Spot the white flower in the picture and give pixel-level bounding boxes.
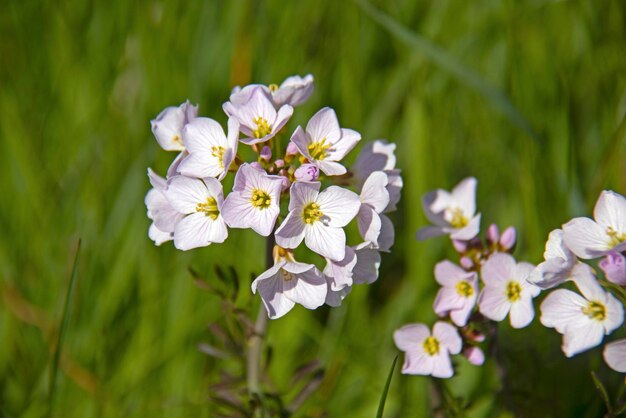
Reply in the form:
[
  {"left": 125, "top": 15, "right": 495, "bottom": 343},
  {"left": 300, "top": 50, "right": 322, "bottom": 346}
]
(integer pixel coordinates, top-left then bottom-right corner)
[
  {"left": 357, "top": 171, "right": 393, "bottom": 250},
  {"left": 270, "top": 74, "right": 314, "bottom": 107},
  {"left": 393, "top": 322, "right": 462, "bottom": 378},
  {"left": 323, "top": 246, "right": 357, "bottom": 291},
  {"left": 540, "top": 270, "right": 624, "bottom": 357},
  {"left": 603, "top": 339, "right": 626, "bottom": 373},
  {"left": 478, "top": 253, "right": 541, "bottom": 328},
  {"left": 352, "top": 140, "right": 397, "bottom": 185},
  {"left": 290, "top": 107, "right": 361, "bottom": 176},
  {"left": 145, "top": 168, "right": 183, "bottom": 245},
  {"left": 177, "top": 117, "right": 239, "bottom": 180},
  {"left": 252, "top": 247, "right": 326, "bottom": 319},
  {"left": 433, "top": 260, "right": 478, "bottom": 327},
  {"left": 275, "top": 181, "right": 360, "bottom": 261},
  {"left": 221, "top": 163, "right": 283, "bottom": 237},
  {"left": 351, "top": 242, "right": 381, "bottom": 285},
  {"left": 164, "top": 176, "right": 228, "bottom": 251},
  {"left": 416, "top": 177, "right": 481, "bottom": 241},
  {"left": 528, "top": 229, "right": 579, "bottom": 289},
  {"left": 562, "top": 190, "right": 626, "bottom": 259},
  {"left": 151, "top": 100, "right": 198, "bottom": 151},
  {"left": 223, "top": 87, "right": 293, "bottom": 145}
]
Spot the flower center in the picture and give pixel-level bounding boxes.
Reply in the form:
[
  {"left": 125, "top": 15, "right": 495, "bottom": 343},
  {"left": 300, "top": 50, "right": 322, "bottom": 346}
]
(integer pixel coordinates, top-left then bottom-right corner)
[
  {"left": 268, "top": 83, "right": 279, "bottom": 92},
  {"left": 252, "top": 116, "right": 272, "bottom": 139},
  {"left": 172, "top": 134, "right": 183, "bottom": 146},
  {"left": 455, "top": 280, "right": 474, "bottom": 297},
  {"left": 505, "top": 281, "right": 522, "bottom": 302},
  {"left": 422, "top": 336, "right": 440, "bottom": 356},
  {"left": 302, "top": 202, "right": 324, "bottom": 224},
  {"left": 196, "top": 197, "right": 219, "bottom": 219},
  {"left": 211, "top": 145, "right": 225, "bottom": 168},
  {"left": 447, "top": 207, "right": 469, "bottom": 228},
  {"left": 280, "top": 269, "right": 294, "bottom": 281},
  {"left": 582, "top": 301, "right": 607, "bottom": 321},
  {"left": 606, "top": 227, "right": 626, "bottom": 248},
  {"left": 308, "top": 138, "right": 331, "bottom": 160},
  {"left": 250, "top": 189, "right": 272, "bottom": 209}
]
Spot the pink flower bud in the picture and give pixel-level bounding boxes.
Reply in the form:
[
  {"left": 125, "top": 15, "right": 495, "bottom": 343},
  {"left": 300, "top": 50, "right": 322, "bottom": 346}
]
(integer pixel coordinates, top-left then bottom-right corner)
[
  {"left": 278, "top": 169, "right": 291, "bottom": 191},
  {"left": 463, "top": 346, "right": 485, "bottom": 366},
  {"left": 260, "top": 146, "right": 272, "bottom": 161},
  {"left": 286, "top": 141, "right": 299, "bottom": 156},
  {"left": 499, "top": 227, "right": 516, "bottom": 251},
  {"left": 486, "top": 224, "right": 499, "bottom": 245},
  {"left": 599, "top": 253, "right": 626, "bottom": 286},
  {"left": 452, "top": 240, "right": 468, "bottom": 253},
  {"left": 294, "top": 163, "right": 320, "bottom": 182},
  {"left": 460, "top": 256, "right": 474, "bottom": 270},
  {"left": 274, "top": 159, "right": 285, "bottom": 168}
]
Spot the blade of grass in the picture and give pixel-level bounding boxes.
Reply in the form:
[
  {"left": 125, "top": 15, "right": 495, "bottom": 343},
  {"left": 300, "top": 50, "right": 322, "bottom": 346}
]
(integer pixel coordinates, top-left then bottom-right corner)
[
  {"left": 376, "top": 355, "right": 398, "bottom": 418},
  {"left": 591, "top": 371, "right": 613, "bottom": 416},
  {"left": 354, "top": 0, "right": 539, "bottom": 143},
  {"left": 47, "top": 238, "right": 81, "bottom": 418}
]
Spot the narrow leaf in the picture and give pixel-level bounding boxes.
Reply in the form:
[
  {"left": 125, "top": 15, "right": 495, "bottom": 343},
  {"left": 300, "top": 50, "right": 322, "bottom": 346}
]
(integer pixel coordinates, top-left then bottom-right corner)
[
  {"left": 591, "top": 371, "right": 613, "bottom": 415},
  {"left": 376, "top": 355, "right": 398, "bottom": 418}
]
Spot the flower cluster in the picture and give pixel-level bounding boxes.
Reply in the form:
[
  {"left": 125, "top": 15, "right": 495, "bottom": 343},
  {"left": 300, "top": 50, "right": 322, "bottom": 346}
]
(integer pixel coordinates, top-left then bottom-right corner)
[
  {"left": 396, "top": 180, "right": 626, "bottom": 378},
  {"left": 533, "top": 190, "right": 625, "bottom": 369},
  {"left": 145, "top": 74, "right": 402, "bottom": 319}
]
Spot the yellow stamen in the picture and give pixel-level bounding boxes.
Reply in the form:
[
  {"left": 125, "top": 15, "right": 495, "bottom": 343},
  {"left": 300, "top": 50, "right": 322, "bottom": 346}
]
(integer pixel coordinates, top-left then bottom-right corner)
[
  {"left": 172, "top": 134, "right": 183, "bottom": 146},
  {"left": 582, "top": 301, "right": 607, "bottom": 321},
  {"left": 302, "top": 202, "right": 323, "bottom": 224},
  {"left": 268, "top": 84, "right": 279, "bottom": 92},
  {"left": 196, "top": 197, "right": 219, "bottom": 219},
  {"left": 307, "top": 138, "right": 331, "bottom": 160},
  {"left": 607, "top": 226, "right": 626, "bottom": 248},
  {"left": 448, "top": 207, "right": 469, "bottom": 228},
  {"left": 250, "top": 189, "right": 272, "bottom": 209},
  {"left": 505, "top": 281, "right": 522, "bottom": 302},
  {"left": 211, "top": 146, "right": 225, "bottom": 168},
  {"left": 423, "top": 336, "right": 440, "bottom": 356},
  {"left": 252, "top": 116, "right": 272, "bottom": 139},
  {"left": 456, "top": 280, "right": 474, "bottom": 297}
]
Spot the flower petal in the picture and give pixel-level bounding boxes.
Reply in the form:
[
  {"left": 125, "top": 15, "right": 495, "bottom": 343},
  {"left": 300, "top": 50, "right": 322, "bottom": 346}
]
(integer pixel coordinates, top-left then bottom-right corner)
[
  {"left": 305, "top": 223, "right": 346, "bottom": 260},
  {"left": 275, "top": 211, "right": 307, "bottom": 249},
  {"left": 603, "top": 339, "right": 626, "bottom": 373},
  {"left": 434, "top": 322, "right": 462, "bottom": 354},
  {"left": 393, "top": 323, "right": 430, "bottom": 351},
  {"left": 563, "top": 217, "right": 612, "bottom": 259},
  {"left": 316, "top": 186, "right": 360, "bottom": 227},
  {"left": 306, "top": 107, "right": 341, "bottom": 144}
]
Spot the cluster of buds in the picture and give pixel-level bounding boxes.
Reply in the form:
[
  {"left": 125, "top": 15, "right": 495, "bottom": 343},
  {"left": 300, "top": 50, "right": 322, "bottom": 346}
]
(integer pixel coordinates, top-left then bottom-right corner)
[
  {"left": 145, "top": 74, "right": 402, "bottom": 319},
  {"left": 395, "top": 179, "right": 626, "bottom": 378}
]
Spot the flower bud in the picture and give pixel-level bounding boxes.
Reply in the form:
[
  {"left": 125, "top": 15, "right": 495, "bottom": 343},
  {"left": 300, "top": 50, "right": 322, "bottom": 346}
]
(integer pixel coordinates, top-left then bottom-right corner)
[
  {"left": 499, "top": 227, "right": 516, "bottom": 251},
  {"left": 452, "top": 240, "right": 468, "bottom": 253},
  {"left": 599, "top": 253, "right": 626, "bottom": 286},
  {"left": 486, "top": 224, "right": 499, "bottom": 245},
  {"left": 278, "top": 169, "right": 291, "bottom": 191},
  {"left": 463, "top": 346, "right": 485, "bottom": 366},
  {"left": 294, "top": 163, "right": 320, "bottom": 182},
  {"left": 274, "top": 159, "right": 285, "bottom": 168},
  {"left": 260, "top": 145, "right": 272, "bottom": 162},
  {"left": 460, "top": 256, "right": 474, "bottom": 270}
]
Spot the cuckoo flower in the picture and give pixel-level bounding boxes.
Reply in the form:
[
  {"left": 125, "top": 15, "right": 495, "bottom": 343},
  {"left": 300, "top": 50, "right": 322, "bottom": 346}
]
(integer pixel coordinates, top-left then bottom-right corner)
[
  {"left": 151, "top": 100, "right": 198, "bottom": 151},
  {"left": 528, "top": 229, "right": 579, "bottom": 289},
  {"left": 604, "top": 339, "right": 626, "bottom": 373},
  {"left": 145, "top": 169, "right": 182, "bottom": 245},
  {"left": 351, "top": 243, "right": 382, "bottom": 285},
  {"left": 599, "top": 253, "right": 626, "bottom": 286},
  {"left": 251, "top": 247, "right": 326, "bottom": 319},
  {"left": 323, "top": 246, "right": 357, "bottom": 292},
  {"left": 416, "top": 177, "right": 481, "bottom": 241},
  {"left": 433, "top": 260, "right": 479, "bottom": 327},
  {"left": 178, "top": 117, "right": 239, "bottom": 180},
  {"left": 563, "top": 190, "right": 626, "bottom": 259},
  {"left": 164, "top": 176, "right": 228, "bottom": 251},
  {"left": 478, "top": 253, "right": 540, "bottom": 328},
  {"left": 270, "top": 74, "right": 314, "bottom": 107},
  {"left": 223, "top": 87, "right": 293, "bottom": 145},
  {"left": 357, "top": 171, "right": 392, "bottom": 250},
  {"left": 221, "top": 163, "right": 283, "bottom": 237},
  {"left": 352, "top": 139, "right": 397, "bottom": 185},
  {"left": 290, "top": 107, "right": 361, "bottom": 176},
  {"left": 540, "top": 271, "right": 624, "bottom": 357},
  {"left": 275, "top": 181, "right": 360, "bottom": 260},
  {"left": 393, "top": 322, "right": 462, "bottom": 378}
]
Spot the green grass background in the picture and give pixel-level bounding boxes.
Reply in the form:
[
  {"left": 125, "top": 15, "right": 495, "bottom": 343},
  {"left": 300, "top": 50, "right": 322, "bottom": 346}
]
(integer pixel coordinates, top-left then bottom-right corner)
[{"left": 1, "top": 0, "right": 626, "bottom": 416}]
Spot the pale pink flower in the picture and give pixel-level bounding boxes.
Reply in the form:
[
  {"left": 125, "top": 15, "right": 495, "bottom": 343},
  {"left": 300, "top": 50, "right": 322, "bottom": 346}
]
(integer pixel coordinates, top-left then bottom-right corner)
[
  {"left": 270, "top": 74, "right": 314, "bottom": 107},
  {"left": 540, "top": 270, "right": 624, "bottom": 357},
  {"left": 352, "top": 139, "right": 397, "bottom": 185},
  {"left": 224, "top": 87, "right": 293, "bottom": 145},
  {"left": 177, "top": 117, "right": 239, "bottom": 180},
  {"left": 151, "top": 100, "right": 197, "bottom": 151},
  {"left": 599, "top": 253, "right": 626, "bottom": 286},
  {"left": 563, "top": 190, "right": 626, "bottom": 259},
  {"left": 478, "top": 253, "right": 540, "bottom": 328},
  {"left": 251, "top": 248, "right": 326, "bottom": 319},
  {"left": 393, "top": 322, "right": 462, "bottom": 378},
  {"left": 290, "top": 107, "right": 361, "bottom": 176},
  {"left": 433, "top": 260, "right": 478, "bottom": 327},
  {"left": 416, "top": 177, "right": 481, "bottom": 241},
  {"left": 274, "top": 181, "right": 360, "bottom": 261},
  {"left": 357, "top": 171, "right": 393, "bottom": 250},
  {"left": 528, "top": 229, "right": 580, "bottom": 289},
  {"left": 323, "top": 246, "right": 357, "bottom": 291},
  {"left": 603, "top": 339, "right": 626, "bottom": 373},
  {"left": 463, "top": 346, "right": 485, "bottom": 366},
  {"left": 145, "top": 168, "right": 182, "bottom": 245},
  {"left": 164, "top": 176, "right": 228, "bottom": 251},
  {"left": 221, "top": 164, "right": 283, "bottom": 237},
  {"left": 293, "top": 163, "right": 320, "bottom": 182}
]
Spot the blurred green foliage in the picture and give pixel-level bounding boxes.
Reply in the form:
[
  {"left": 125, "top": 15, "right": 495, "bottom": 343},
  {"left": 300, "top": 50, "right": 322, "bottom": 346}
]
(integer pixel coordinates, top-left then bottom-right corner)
[{"left": 1, "top": 0, "right": 625, "bottom": 416}]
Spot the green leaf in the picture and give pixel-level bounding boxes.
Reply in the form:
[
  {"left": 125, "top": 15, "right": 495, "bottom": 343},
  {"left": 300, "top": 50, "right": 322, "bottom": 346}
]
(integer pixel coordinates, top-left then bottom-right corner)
[
  {"left": 376, "top": 355, "right": 398, "bottom": 418},
  {"left": 591, "top": 371, "right": 612, "bottom": 415}
]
